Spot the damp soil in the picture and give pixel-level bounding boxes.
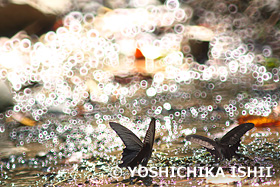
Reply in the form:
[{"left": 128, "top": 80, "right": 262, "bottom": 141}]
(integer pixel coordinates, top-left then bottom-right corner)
[{"left": 0, "top": 111, "right": 279, "bottom": 187}]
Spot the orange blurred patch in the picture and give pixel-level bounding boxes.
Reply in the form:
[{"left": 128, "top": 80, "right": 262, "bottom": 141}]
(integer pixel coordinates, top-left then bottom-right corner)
[
  {"left": 52, "top": 19, "right": 63, "bottom": 31},
  {"left": 134, "top": 58, "right": 146, "bottom": 74},
  {"left": 19, "top": 117, "right": 37, "bottom": 126},
  {"left": 238, "top": 114, "right": 280, "bottom": 127},
  {"left": 135, "top": 48, "right": 144, "bottom": 59},
  {"left": 7, "top": 113, "right": 37, "bottom": 126}
]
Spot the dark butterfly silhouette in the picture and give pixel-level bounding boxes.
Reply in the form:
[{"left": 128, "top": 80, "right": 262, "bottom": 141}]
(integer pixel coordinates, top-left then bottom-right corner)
[
  {"left": 109, "top": 118, "right": 156, "bottom": 168},
  {"left": 186, "top": 123, "right": 254, "bottom": 160}
]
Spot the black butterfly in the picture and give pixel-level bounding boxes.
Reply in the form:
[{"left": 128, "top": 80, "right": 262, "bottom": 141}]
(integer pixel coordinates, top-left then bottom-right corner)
[
  {"left": 185, "top": 123, "right": 254, "bottom": 160},
  {"left": 109, "top": 118, "right": 156, "bottom": 168}
]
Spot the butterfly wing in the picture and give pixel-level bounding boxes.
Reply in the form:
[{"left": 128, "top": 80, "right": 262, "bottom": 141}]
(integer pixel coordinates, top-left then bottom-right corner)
[
  {"left": 143, "top": 118, "right": 156, "bottom": 150},
  {"left": 141, "top": 118, "right": 156, "bottom": 166},
  {"left": 186, "top": 135, "right": 217, "bottom": 150},
  {"left": 186, "top": 134, "right": 223, "bottom": 159},
  {"left": 109, "top": 122, "right": 143, "bottom": 150},
  {"left": 220, "top": 123, "right": 254, "bottom": 146},
  {"left": 119, "top": 148, "right": 141, "bottom": 167},
  {"left": 109, "top": 122, "right": 143, "bottom": 167}
]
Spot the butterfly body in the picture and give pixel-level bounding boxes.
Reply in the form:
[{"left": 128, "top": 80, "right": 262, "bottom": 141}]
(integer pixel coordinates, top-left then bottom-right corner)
[
  {"left": 215, "top": 140, "right": 240, "bottom": 160},
  {"left": 186, "top": 123, "right": 254, "bottom": 160},
  {"left": 110, "top": 118, "right": 156, "bottom": 168}
]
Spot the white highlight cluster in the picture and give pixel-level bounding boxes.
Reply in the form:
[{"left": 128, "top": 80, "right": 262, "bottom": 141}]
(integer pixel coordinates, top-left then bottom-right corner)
[{"left": 0, "top": 0, "right": 279, "bottom": 123}]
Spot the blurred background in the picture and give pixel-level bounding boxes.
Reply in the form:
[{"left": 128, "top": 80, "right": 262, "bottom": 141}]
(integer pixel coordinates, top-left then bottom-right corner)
[{"left": 0, "top": 0, "right": 280, "bottom": 186}]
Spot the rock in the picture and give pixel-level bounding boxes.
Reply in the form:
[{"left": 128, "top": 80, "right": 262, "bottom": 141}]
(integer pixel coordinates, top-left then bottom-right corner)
[
  {"left": 206, "top": 174, "right": 241, "bottom": 184},
  {"left": 0, "top": 140, "right": 29, "bottom": 157},
  {"left": 0, "top": 0, "right": 73, "bottom": 37},
  {"left": 0, "top": 3, "right": 55, "bottom": 37},
  {"left": 0, "top": 81, "right": 14, "bottom": 113},
  {"left": 184, "top": 25, "right": 214, "bottom": 41}
]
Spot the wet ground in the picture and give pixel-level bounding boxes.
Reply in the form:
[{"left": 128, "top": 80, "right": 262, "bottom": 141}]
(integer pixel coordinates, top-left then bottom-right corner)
[{"left": 1, "top": 109, "right": 280, "bottom": 186}]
